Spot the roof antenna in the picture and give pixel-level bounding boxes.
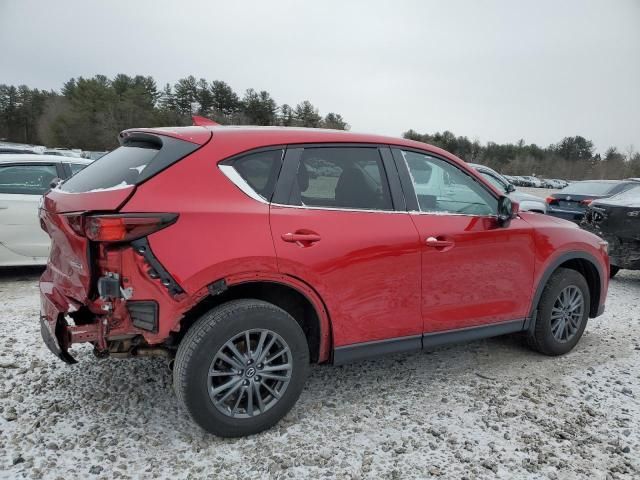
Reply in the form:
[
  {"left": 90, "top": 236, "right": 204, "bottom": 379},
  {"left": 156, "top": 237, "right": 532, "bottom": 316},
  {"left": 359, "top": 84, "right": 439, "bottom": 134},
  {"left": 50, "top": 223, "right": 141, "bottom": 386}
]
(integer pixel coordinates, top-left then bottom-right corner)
[{"left": 192, "top": 115, "right": 220, "bottom": 127}]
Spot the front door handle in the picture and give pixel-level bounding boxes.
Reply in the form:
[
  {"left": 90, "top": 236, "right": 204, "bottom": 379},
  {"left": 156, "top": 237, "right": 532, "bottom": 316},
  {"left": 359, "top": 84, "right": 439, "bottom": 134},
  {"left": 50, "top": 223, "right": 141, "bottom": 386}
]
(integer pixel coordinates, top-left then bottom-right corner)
[
  {"left": 425, "top": 236, "right": 454, "bottom": 248},
  {"left": 281, "top": 232, "right": 321, "bottom": 244}
]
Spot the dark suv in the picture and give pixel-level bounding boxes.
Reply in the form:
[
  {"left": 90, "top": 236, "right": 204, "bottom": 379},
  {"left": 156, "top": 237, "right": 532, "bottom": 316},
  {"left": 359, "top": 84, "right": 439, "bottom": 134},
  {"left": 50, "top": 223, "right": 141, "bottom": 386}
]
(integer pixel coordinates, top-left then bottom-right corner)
[{"left": 39, "top": 124, "right": 609, "bottom": 436}]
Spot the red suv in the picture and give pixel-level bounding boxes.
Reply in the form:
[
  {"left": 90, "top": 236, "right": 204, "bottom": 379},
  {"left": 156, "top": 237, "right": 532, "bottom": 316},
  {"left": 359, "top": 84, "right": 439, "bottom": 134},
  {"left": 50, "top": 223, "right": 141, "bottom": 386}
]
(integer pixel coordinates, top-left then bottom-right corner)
[{"left": 39, "top": 125, "right": 609, "bottom": 436}]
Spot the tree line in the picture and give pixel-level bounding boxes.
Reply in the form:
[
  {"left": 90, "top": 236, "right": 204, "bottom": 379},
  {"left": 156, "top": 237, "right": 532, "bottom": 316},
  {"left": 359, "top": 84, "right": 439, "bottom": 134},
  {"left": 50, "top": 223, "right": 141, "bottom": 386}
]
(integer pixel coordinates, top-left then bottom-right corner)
[
  {"left": 0, "top": 74, "right": 349, "bottom": 150},
  {"left": 404, "top": 130, "right": 640, "bottom": 180}
]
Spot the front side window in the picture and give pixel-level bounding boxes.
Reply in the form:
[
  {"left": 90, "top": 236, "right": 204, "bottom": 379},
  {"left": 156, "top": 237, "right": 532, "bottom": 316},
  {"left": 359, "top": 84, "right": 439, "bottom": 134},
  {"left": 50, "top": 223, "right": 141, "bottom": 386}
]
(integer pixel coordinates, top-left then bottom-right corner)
[
  {"left": 479, "top": 171, "right": 508, "bottom": 194},
  {"left": 402, "top": 151, "right": 497, "bottom": 215},
  {"left": 287, "top": 147, "right": 392, "bottom": 211},
  {"left": 0, "top": 164, "right": 58, "bottom": 195}
]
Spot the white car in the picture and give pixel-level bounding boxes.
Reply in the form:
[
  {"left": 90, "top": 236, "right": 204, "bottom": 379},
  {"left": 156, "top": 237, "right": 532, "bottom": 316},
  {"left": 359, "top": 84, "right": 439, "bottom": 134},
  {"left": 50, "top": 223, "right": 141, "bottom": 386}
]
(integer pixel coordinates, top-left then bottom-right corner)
[{"left": 0, "top": 154, "right": 92, "bottom": 266}]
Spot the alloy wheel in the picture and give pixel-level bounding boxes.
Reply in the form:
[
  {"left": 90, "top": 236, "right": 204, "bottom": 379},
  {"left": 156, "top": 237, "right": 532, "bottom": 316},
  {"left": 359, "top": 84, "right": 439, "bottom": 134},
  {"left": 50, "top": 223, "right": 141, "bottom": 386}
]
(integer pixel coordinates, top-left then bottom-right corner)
[
  {"left": 550, "top": 285, "right": 584, "bottom": 343},
  {"left": 208, "top": 329, "right": 292, "bottom": 418}
]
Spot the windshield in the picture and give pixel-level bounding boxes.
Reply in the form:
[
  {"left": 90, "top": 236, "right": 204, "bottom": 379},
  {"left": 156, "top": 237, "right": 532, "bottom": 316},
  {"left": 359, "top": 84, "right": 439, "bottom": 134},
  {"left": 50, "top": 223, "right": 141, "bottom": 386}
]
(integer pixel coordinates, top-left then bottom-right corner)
[
  {"left": 61, "top": 144, "right": 159, "bottom": 192},
  {"left": 562, "top": 182, "right": 619, "bottom": 195}
]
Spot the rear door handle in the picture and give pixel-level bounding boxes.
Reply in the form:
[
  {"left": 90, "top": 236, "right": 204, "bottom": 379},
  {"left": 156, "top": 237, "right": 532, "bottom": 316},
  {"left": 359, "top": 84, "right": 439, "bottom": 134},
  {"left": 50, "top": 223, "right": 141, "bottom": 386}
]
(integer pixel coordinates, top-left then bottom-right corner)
[
  {"left": 0, "top": 205, "right": 8, "bottom": 210},
  {"left": 281, "top": 232, "right": 321, "bottom": 243},
  {"left": 425, "top": 236, "right": 454, "bottom": 248}
]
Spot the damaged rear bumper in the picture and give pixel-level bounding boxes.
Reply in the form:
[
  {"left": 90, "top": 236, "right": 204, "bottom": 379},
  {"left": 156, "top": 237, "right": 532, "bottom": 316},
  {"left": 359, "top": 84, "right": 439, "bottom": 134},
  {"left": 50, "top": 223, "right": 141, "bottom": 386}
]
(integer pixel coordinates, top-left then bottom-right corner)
[{"left": 39, "top": 314, "right": 76, "bottom": 364}]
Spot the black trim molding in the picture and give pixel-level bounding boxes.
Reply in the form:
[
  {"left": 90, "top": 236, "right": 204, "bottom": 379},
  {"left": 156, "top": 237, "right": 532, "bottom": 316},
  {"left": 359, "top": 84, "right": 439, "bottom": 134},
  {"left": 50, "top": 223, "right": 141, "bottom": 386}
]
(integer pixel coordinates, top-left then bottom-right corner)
[{"left": 333, "top": 319, "right": 525, "bottom": 365}]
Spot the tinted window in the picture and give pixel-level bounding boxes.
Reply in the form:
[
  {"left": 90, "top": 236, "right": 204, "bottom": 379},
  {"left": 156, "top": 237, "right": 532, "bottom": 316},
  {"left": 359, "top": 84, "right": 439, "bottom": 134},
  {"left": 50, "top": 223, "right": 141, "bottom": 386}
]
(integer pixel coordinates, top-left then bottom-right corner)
[
  {"left": 562, "top": 182, "right": 620, "bottom": 195},
  {"left": 69, "top": 163, "right": 88, "bottom": 175},
  {"left": 62, "top": 145, "right": 158, "bottom": 192},
  {"left": 287, "top": 147, "right": 392, "bottom": 210},
  {"left": 233, "top": 149, "right": 283, "bottom": 199},
  {"left": 0, "top": 164, "right": 58, "bottom": 195},
  {"left": 479, "top": 171, "right": 507, "bottom": 193},
  {"left": 402, "top": 151, "right": 497, "bottom": 215}
]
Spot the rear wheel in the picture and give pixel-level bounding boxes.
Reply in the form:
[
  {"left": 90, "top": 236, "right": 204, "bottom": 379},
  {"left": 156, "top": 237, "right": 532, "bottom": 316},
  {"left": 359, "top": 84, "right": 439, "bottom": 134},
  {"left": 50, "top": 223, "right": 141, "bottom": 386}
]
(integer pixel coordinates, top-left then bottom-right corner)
[
  {"left": 609, "top": 265, "right": 620, "bottom": 278},
  {"left": 528, "top": 268, "right": 590, "bottom": 356},
  {"left": 173, "top": 299, "right": 310, "bottom": 437}
]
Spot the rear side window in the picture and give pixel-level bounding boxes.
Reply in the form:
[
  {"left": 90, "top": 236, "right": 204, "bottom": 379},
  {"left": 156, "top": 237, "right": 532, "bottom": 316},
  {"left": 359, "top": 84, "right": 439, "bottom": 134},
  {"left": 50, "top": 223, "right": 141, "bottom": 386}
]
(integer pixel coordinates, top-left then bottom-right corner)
[
  {"left": 287, "top": 147, "right": 392, "bottom": 211},
  {"left": 562, "top": 182, "right": 619, "bottom": 195},
  {"left": 232, "top": 149, "right": 283, "bottom": 199},
  {"left": 61, "top": 135, "right": 200, "bottom": 193},
  {"left": 0, "top": 164, "right": 58, "bottom": 195}
]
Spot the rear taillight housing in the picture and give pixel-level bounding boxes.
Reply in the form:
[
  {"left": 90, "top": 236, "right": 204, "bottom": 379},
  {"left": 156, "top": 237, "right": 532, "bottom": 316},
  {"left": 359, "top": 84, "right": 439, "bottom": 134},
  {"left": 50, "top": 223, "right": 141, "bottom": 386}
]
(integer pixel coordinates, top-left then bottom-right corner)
[
  {"left": 545, "top": 196, "right": 558, "bottom": 205},
  {"left": 580, "top": 199, "right": 593, "bottom": 206},
  {"left": 66, "top": 214, "right": 178, "bottom": 242}
]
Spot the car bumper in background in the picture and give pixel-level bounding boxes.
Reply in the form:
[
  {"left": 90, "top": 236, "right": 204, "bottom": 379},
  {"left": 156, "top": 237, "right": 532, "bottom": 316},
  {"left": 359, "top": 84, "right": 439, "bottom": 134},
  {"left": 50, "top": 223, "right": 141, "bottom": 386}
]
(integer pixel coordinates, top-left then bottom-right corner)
[{"left": 547, "top": 208, "right": 584, "bottom": 223}]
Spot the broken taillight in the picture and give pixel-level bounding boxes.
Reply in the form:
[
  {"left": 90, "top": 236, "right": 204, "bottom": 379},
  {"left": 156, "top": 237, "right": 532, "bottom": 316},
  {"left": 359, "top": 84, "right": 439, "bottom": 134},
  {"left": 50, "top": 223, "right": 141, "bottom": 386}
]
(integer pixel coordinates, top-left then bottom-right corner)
[
  {"left": 66, "top": 214, "right": 178, "bottom": 242},
  {"left": 545, "top": 196, "right": 558, "bottom": 205},
  {"left": 580, "top": 199, "right": 593, "bottom": 206}
]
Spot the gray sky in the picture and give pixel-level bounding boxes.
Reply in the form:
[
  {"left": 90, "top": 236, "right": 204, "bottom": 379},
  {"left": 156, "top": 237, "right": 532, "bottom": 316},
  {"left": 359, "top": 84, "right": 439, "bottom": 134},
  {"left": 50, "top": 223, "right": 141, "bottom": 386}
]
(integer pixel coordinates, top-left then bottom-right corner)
[{"left": 2, "top": 0, "right": 639, "bottom": 152}]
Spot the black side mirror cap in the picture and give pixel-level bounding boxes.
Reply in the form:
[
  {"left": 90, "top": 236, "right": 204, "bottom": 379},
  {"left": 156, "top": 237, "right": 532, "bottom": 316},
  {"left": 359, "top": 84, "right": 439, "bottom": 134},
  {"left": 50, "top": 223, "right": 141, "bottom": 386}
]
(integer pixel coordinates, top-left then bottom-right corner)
[{"left": 506, "top": 183, "right": 516, "bottom": 193}]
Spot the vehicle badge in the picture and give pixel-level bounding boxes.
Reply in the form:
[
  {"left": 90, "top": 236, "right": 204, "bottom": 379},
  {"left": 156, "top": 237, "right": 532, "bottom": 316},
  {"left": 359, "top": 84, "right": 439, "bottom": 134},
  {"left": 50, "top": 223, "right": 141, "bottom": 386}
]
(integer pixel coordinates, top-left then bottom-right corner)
[
  {"left": 628, "top": 211, "right": 640, "bottom": 217},
  {"left": 566, "top": 196, "right": 571, "bottom": 201}
]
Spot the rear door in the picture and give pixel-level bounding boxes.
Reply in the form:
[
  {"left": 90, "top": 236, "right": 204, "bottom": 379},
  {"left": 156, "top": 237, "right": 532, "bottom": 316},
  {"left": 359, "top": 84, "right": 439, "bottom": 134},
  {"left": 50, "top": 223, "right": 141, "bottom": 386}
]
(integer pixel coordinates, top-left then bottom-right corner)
[
  {"left": 393, "top": 148, "right": 536, "bottom": 333},
  {"left": 269, "top": 145, "right": 423, "bottom": 350},
  {"left": 0, "top": 162, "right": 63, "bottom": 259}
]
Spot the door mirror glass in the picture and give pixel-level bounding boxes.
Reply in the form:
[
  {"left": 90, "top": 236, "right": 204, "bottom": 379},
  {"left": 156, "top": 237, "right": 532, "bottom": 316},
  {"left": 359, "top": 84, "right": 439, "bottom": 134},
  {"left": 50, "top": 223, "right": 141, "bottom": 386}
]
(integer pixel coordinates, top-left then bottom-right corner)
[
  {"left": 506, "top": 183, "right": 516, "bottom": 193},
  {"left": 497, "top": 196, "right": 518, "bottom": 226}
]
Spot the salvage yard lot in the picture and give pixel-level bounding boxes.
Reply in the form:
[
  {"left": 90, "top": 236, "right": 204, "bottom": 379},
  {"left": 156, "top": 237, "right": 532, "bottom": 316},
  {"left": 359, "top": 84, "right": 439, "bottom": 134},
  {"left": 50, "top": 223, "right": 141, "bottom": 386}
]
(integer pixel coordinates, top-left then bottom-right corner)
[{"left": 0, "top": 267, "right": 638, "bottom": 479}]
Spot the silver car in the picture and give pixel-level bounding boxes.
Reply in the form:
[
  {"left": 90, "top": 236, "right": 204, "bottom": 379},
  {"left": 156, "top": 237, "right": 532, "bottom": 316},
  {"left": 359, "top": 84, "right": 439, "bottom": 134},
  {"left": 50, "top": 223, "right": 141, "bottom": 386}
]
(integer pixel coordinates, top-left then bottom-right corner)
[{"left": 469, "top": 163, "right": 547, "bottom": 214}]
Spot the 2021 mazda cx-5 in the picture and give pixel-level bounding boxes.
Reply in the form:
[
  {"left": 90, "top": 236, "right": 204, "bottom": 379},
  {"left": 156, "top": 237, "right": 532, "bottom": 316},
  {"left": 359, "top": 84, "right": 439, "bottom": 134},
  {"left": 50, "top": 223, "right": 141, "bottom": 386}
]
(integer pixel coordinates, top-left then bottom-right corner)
[{"left": 39, "top": 123, "right": 609, "bottom": 436}]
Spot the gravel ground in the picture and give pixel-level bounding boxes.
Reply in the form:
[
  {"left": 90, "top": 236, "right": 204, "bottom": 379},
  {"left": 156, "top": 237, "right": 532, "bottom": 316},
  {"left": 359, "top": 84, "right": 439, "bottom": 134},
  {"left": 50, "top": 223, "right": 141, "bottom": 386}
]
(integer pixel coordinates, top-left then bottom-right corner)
[{"left": 1, "top": 265, "right": 639, "bottom": 480}]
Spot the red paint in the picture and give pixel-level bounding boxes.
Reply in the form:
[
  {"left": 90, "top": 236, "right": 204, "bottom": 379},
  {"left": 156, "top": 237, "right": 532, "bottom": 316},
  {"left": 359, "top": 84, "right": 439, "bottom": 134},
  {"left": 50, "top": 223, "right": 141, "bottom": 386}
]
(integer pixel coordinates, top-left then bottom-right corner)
[{"left": 38, "top": 126, "right": 609, "bottom": 364}]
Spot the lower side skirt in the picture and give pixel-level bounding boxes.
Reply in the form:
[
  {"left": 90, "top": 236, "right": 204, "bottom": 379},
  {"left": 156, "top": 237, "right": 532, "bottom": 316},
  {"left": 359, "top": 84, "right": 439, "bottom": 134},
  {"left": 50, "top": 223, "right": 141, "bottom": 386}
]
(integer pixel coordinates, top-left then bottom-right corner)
[{"left": 332, "top": 319, "right": 525, "bottom": 365}]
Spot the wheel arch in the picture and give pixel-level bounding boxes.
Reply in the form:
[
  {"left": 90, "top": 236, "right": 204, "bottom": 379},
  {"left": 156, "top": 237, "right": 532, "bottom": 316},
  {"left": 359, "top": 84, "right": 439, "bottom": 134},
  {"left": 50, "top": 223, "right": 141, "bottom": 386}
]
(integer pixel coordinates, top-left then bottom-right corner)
[
  {"left": 175, "top": 273, "right": 332, "bottom": 363},
  {"left": 527, "top": 251, "right": 604, "bottom": 325}
]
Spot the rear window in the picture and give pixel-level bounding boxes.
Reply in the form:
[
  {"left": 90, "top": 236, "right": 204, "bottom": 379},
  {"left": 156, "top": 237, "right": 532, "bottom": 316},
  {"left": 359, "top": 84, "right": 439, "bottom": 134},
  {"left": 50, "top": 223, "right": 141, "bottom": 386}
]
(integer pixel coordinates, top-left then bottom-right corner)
[
  {"left": 61, "top": 135, "right": 199, "bottom": 193},
  {"left": 562, "top": 182, "right": 619, "bottom": 195}
]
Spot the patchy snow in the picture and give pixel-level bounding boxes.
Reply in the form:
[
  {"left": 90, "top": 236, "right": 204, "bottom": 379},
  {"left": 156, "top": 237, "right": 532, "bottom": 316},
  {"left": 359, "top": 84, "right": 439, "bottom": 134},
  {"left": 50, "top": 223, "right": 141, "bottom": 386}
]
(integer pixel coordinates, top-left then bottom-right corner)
[{"left": 0, "top": 268, "right": 638, "bottom": 479}]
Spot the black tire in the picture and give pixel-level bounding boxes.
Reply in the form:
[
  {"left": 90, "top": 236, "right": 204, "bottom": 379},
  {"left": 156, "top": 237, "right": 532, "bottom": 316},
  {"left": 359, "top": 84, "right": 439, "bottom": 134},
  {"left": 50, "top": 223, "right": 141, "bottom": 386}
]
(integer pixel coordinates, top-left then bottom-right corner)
[
  {"left": 609, "top": 265, "right": 620, "bottom": 278},
  {"left": 173, "top": 299, "right": 310, "bottom": 437},
  {"left": 527, "top": 268, "right": 590, "bottom": 356}
]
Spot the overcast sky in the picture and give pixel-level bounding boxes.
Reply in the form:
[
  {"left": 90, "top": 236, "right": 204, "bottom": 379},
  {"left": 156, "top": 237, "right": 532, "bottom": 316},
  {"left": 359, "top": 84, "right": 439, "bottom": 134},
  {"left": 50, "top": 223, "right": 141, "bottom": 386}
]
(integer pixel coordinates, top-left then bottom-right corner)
[{"left": 2, "top": 0, "right": 638, "bottom": 152}]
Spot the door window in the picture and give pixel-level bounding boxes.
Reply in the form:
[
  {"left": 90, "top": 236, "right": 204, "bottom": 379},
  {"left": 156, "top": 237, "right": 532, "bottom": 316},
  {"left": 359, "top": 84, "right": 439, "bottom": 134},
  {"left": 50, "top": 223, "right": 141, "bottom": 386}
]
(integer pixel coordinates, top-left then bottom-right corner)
[
  {"left": 287, "top": 147, "right": 392, "bottom": 210},
  {"left": 232, "top": 149, "right": 283, "bottom": 200},
  {"left": 0, "top": 164, "right": 58, "bottom": 195},
  {"left": 401, "top": 151, "right": 497, "bottom": 215}
]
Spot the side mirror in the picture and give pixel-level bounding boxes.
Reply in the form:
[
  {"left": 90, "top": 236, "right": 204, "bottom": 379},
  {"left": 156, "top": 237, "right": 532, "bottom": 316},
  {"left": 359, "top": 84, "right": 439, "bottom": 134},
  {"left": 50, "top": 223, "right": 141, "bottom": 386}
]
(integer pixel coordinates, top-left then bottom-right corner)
[
  {"left": 497, "top": 196, "right": 518, "bottom": 227},
  {"left": 506, "top": 183, "right": 516, "bottom": 193}
]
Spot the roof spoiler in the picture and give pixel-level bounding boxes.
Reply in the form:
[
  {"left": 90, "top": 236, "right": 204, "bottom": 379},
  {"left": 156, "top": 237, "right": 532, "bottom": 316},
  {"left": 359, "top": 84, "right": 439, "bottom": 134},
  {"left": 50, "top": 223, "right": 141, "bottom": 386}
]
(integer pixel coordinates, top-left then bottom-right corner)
[{"left": 192, "top": 115, "right": 220, "bottom": 127}]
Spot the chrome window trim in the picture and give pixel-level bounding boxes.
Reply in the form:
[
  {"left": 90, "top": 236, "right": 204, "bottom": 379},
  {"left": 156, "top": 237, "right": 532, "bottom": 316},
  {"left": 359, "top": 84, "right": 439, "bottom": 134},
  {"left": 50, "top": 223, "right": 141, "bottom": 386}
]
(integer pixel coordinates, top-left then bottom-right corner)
[
  {"left": 270, "top": 202, "right": 406, "bottom": 214},
  {"left": 218, "top": 164, "right": 269, "bottom": 205}
]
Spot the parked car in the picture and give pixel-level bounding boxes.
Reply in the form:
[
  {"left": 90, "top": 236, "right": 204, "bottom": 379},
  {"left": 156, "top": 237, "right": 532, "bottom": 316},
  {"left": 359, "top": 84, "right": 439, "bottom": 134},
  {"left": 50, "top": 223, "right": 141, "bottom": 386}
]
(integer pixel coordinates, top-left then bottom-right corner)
[
  {"left": 546, "top": 180, "right": 640, "bottom": 223},
  {"left": 469, "top": 163, "right": 546, "bottom": 213},
  {"left": 0, "top": 146, "right": 38, "bottom": 154},
  {"left": 521, "top": 176, "right": 544, "bottom": 188},
  {"left": 39, "top": 125, "right": 609, "bottom": 437},
  {"left": 0, "top": 154, "right": 92, "bottom": 266},
  {"left": 43, "top": 148, "right": 83, "bottom": 158},
  {"left": 581, "top": 184, "right": 640, "bottom": 277}
]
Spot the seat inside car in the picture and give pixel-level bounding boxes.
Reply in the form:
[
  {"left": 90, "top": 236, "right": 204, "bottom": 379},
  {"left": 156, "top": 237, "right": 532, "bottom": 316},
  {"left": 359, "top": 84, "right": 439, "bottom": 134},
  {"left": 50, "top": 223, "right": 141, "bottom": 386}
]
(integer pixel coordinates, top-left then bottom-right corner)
[{"left": 335, "top": 166, "right": 379, "bottom": 209}]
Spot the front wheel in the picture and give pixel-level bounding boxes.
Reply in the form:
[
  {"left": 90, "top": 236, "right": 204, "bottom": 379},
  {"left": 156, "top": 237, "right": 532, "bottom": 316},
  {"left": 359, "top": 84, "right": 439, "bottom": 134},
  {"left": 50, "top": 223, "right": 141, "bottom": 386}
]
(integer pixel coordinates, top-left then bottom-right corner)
[
  {"left": 527, "top": 268, "right": 590, "bottom": 356},
  {"left": 173, "top": 299, "right": 310, "bottom": 437}
]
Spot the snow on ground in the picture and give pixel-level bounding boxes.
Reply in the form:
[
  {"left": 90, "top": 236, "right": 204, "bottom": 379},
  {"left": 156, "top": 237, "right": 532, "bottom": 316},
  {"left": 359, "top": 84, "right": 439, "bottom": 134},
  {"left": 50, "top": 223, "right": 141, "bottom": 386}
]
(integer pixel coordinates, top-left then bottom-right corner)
[{"left": 0, "top": 267, "right": 638, "bottom": 479}]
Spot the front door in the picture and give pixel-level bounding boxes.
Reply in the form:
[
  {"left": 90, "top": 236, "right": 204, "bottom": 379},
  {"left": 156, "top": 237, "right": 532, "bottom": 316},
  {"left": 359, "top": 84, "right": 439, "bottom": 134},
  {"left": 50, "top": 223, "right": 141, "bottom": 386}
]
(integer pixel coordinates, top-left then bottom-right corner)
[
  {"left": 269, "top": 146, "right": 422, "bottom": 348},
  {"left": 393, "top": 148, "right": 536, "bottom": 333}
]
